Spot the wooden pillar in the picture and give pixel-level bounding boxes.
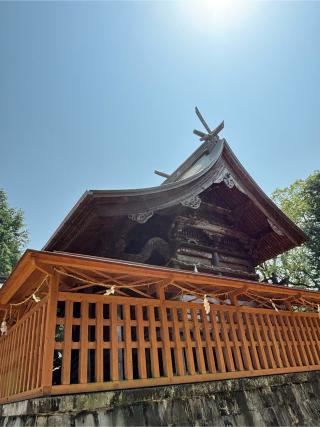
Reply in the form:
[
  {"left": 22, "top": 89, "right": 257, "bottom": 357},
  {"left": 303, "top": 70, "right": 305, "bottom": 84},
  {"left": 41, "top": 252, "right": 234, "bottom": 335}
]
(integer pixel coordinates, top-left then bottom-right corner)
[
  {"left": 156, "top": 283, "right": 173, "bottom": 378},
  {"left": 41, "top": 271, "right": 59, "bottom": 394}
]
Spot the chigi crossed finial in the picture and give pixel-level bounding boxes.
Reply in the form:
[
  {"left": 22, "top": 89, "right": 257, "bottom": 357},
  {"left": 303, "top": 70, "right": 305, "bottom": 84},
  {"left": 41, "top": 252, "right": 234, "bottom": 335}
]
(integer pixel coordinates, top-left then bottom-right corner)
[
  {"left": 154, "top": 108, "right": 224, "bottom": 179},
  {"left": 193, "top": 106, "right": 224, "bottom": 142}
]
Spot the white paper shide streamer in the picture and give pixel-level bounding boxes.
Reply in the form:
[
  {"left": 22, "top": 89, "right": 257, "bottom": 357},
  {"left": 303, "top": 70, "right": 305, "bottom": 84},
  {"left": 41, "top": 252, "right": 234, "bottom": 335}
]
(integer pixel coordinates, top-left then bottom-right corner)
[
  {"left": 0, "top": 321, "right": 8, "bottom": 336},
  {"left": 104, "top": 285, "right": 116, "bottom": 296},
  {"left": 203, "top": 294, "right": 210, "bottom": 314}
]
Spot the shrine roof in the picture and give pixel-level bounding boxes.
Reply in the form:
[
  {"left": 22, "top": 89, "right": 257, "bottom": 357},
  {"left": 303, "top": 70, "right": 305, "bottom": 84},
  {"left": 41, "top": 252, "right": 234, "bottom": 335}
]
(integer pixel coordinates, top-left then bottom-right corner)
[{"left": 43, "top": 134, "right": 306, "bottom": 263}]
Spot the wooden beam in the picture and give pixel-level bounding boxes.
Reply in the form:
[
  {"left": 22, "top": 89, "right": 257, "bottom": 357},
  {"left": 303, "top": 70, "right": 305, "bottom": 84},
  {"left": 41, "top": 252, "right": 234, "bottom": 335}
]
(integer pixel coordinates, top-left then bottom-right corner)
[{"left": 154, "top": 170, "right": 170, "bottom": 179}]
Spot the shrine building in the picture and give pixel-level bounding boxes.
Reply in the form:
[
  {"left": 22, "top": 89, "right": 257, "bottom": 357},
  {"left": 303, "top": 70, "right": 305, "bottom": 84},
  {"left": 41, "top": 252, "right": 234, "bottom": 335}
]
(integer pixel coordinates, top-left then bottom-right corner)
[{"left": 1, "top": 110, "right": 320, "bottom": 424}]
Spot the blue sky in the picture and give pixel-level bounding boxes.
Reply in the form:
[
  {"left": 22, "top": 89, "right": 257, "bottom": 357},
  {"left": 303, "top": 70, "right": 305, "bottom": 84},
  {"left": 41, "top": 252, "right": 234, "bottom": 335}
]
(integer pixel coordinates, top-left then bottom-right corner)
[{"left": 0, "top": 1, "right": 319, "bottom": 250}]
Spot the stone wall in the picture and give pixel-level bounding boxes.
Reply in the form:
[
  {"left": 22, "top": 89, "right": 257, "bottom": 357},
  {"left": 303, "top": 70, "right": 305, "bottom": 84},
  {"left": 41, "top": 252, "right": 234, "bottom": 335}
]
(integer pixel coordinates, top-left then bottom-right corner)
[{"left": 1, "top": 372, "right": 320, "bottom": 426}]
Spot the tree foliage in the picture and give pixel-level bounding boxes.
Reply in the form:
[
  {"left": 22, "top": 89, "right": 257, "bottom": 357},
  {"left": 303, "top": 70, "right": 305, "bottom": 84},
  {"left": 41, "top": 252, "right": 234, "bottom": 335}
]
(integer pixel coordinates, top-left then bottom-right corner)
[
  {"left": 0, "top": 189, "right": 29, "bottom": 278},
  {"left": 258, "top": 171, "right": 320, "bottom": 289}
]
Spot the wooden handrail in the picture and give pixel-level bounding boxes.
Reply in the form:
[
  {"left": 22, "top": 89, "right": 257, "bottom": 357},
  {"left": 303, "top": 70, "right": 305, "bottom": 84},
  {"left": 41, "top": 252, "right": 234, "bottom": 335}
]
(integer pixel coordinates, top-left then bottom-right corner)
[{"left": 2, "top": 289, "right": 320, "bottom": 404}]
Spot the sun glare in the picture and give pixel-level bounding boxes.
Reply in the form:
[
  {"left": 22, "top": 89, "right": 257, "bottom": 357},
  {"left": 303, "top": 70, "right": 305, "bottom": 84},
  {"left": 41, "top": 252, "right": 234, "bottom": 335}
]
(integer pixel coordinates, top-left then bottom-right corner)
[{"left": 182, "top": 0, "right": 250, "bottom": 32}]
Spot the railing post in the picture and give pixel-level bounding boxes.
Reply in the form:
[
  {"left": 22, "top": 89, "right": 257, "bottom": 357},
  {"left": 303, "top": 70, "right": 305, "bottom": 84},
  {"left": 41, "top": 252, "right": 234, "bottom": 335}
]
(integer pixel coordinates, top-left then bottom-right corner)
[
  {"left": 156, "top": 282, "right": 173, "bottom": 378},
  {"left": 41, "top": 270, "right": 59, "bottom": 395}
]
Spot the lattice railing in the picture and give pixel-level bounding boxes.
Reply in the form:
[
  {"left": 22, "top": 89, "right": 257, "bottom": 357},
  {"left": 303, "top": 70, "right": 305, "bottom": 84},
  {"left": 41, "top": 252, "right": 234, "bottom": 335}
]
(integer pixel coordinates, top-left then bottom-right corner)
[
  {"left": 0, "top": 298, "right": 47, "bottom": 402},
  {"left": 50, "top": 292, "right": 320, "bottom": 395},
  {"left": 1, "top": 290, "right": 320, "bottom": 403}
]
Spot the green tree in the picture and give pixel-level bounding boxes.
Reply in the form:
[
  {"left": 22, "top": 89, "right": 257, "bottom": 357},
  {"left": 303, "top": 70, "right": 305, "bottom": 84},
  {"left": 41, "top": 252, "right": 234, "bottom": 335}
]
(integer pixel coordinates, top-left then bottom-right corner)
[
  {"left": 258, "top": 171, "right": 320, "bottom": 289},
  {"left": 0, "top": 189, "right": 29, "bottom": 279}
]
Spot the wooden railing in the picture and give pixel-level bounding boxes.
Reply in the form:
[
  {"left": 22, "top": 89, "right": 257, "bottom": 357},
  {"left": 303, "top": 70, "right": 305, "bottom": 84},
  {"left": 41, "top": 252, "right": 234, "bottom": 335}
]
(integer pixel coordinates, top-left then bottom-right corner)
[
  {"left": 2, "top": 291, "right": 320, "bottom": 403},
  {"left": 50, "top": 292, "right": 320, "bottom": 395},
  {"left": 0, "top": 298, "right": 47, "bottom": 402}
]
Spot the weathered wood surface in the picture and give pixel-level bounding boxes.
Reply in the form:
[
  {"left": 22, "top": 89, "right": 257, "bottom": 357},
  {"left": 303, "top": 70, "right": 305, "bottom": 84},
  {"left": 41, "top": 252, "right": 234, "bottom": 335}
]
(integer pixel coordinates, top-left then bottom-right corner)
[{"left": 2, "top": 289, "right": 320, "bottom": 404}]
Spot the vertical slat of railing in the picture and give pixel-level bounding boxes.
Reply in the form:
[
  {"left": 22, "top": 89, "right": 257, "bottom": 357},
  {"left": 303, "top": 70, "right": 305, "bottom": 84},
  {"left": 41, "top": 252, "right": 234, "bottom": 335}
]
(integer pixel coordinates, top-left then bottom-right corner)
[
  {"left": 259, "top": 314, "right": 276, "bottom": 369},
  {"left": 252, "top": 313, "right": 268, "bottom": 369},
  {"left": 312, "top": 317, "right": 320, "bottom": 341},
  {"left": 298, "top": 316, "right": 315, "bottom": 365},
  {"left": 0, "top": 335, "right": 4, "bottom": 397},
  {"left": 172, "top": 307, "right": 184, "bottom": 376},
  {"left": 11, "top": 322, "right": 21, "bottom": 396},
  {"left": 244, "top": 312, "right": 260, "bottom": 369},
  {"left": 7, "top": 324, "right": 17, "bottom": 397},
  {"left": 23, "top": 316, "right": 33, "bottom": 391},
  {"left": 62, "top": 301, "right": 73, "bottom": 385},
  {"left": 110, "top": 302, "right": 119, "bottom": 381},
  {"left": 270, "top": 315, "right": 290, "bottom": 367},
  {"left": 192, "top": 308, "right": 206, "bottom": 374},
  {"left": 210, "top": 308, "right": 226, "bottom": 373},
  {"left": 80, "top": 301, "right": 89, "bottom": 383},
  {"left": 181, "top": 306, "right": 195, "bottom": 375},
  {"left": 284, "top": 314, "right": 302, "bottom": 366},
  {"left": 307, "top": 317, "right": 320, "bottom": 363},
  {"left": 210, "top": 310, "right": 226, "bottom": 372},
  {"left": 148, "top": 305, "right": 160, "bottom": 378},
  {"left": 227, "top": 311, "right": 243, "bottom": 371},
  {"left": 31, "top": 309, "right": 41, "bottom": 390},
  {"left": 28, "top": 311, "right": 38, "bottom": 391},
  {"left": 291, "top": 316, "right": 308, "bottom": 365},
  {"left": 265, "top": 314, "right": 282, "bottom": 368},
  {"left": 26, "top": 311, "right": 37, "bottom": 391},
  {"left": 277, "top": 315, "right": 294, "bottom": 367},
  {"left": 0, "top": 331, "right": 4, "bottom": 397},
  {"left": 236, "top": 311, "right": 253, "bottom": 371},
  {"left": 312, "top": 316, "right": 320, "bottom": 357},
  {"left": 3, "top": 328, "right": 11, "bottom": 396},
  {"left": 95, "top": 301, "right": 104, "bottom": 382},
  {"left": 42, "top": 272, "right": 59, "bottom": 394},
  {"left": 124, "top": 304, "right": 133, "bottom": 380},
  {"left": 219, "top": 310, "right": 235, "bottom": 371},
  {"left": 37, "top": 303, "right": 47, "bottom": 388},
  {"left": 302, "top": 317, "right": 318, "bottom": 365},
  {"left": 3, "top": 330, "right": 11, "bottom": 397},
  {"left": 158, "top": 289, "right": 173, "bottom": 378},
  {"left": 201, "top": 307, "right": 216, "bottom": 374},
  {"left": 11, "top": 322, "right": 19, "bottom": 395},
  {"left": 17, "top": 317, "right": 28, "bottom": 393},
  {"left": 136, "top": 304, "right": 147, "bottom": 379}
]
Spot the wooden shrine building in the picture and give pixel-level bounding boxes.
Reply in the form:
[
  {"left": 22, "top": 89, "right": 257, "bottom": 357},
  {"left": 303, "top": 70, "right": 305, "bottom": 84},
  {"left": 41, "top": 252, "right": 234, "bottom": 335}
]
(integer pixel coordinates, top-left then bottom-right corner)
[{"left": 0, "top": 110, "right": 319, "bottom": 406}]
